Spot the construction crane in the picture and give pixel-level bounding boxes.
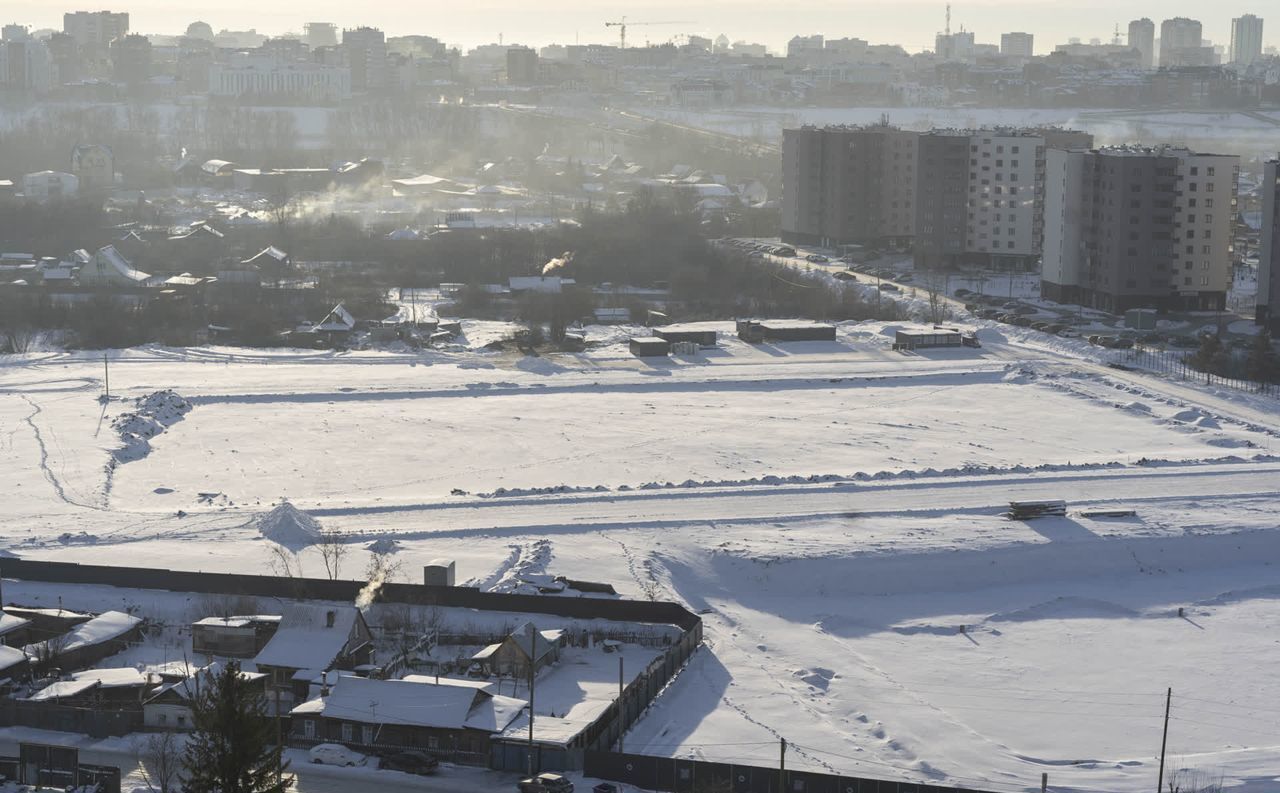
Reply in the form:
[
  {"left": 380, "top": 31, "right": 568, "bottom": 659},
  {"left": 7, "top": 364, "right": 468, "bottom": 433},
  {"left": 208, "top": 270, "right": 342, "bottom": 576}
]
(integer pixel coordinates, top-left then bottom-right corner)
[{"left": 605, "top": 17, "right": 690, "bottom": 49}]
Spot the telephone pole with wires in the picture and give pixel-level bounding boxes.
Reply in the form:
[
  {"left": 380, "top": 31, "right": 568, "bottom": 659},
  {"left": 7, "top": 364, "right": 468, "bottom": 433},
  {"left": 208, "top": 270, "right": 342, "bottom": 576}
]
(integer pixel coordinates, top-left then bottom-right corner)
[{"left": 1157, "top": 687, "right": 1171, "bottom": 793}]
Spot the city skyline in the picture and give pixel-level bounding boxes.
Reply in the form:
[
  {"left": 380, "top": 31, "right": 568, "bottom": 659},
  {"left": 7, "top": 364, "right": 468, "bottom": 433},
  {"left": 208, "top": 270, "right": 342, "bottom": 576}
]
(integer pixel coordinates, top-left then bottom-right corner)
[{"left": 5, "top": 1, "right": 1275, "bottom": 54}]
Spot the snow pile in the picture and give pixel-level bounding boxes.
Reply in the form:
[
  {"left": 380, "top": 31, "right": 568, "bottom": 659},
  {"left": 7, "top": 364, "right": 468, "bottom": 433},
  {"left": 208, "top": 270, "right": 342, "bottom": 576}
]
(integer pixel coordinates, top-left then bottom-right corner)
[
  {"left": 111, "top": 390, "right": 192, "bottom": 464},
  {"left": 255, "top": 502, "right": 322, "bottom": 547}
]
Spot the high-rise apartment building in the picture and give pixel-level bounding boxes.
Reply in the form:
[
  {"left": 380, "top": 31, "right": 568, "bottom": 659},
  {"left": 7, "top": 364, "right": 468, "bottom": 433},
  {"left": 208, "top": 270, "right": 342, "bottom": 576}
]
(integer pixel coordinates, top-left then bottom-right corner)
[
  {"left": 781, "top": 124, "right": 918, "bottom": 249},
  {"left": 304, "top": 22, "right": 338, "bottom": 49},
  {"left": 1000, "top": 32, "right": 1034, "bottom": 58},
  {"left": 1258, "top": 159, "right": 1280, "bottom": 333},
  {"left": 1159, "top": 17, "right": 1213, "bottom": 67},
  {"left": 1230, "top": 14, "right": 1264, "bottom": 66},
  {"left": 915, "top": 128, "right": 1093, "bottom": 269},
  {"left": 63, "top": 10, "right": 129, "bottom": 48},
  {"left": 506, "top": 46, "right": 538, "bottom": 85},
  {"left": 935, "top": 30, "right": 976, "bottom": 61},
  {"left": 342, "top": 26, "right": 387, "bottom": 92},
  {"left": 1128, "top": 18, "right": 1155, "bottom": 69},
  {"left": 1043, "top": 145, "right": 1237, "bottom": 312}
]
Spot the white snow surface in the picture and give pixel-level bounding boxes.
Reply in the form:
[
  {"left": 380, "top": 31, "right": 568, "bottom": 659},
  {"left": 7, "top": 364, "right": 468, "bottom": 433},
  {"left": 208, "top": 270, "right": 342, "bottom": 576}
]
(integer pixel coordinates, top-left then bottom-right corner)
[{"left": 2, "top": 326, "right": 1280, "bottom": 793}]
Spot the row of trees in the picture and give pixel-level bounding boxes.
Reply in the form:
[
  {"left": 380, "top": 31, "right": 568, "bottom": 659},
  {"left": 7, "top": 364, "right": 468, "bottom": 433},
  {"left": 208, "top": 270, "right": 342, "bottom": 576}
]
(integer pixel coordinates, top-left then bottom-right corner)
[{"left": 1185, "top": 331, "right": 1280, "bottom": 384}]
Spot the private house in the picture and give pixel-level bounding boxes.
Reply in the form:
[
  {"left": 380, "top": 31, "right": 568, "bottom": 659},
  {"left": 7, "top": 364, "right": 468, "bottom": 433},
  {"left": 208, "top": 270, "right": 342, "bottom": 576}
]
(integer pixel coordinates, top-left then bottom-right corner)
[
  {"left": 144, "top": 663, "right": 267, "bottom": 730},
  {"left": 470, "top": 622, "right": 565, "bottom": 679},
  {"left": 0, "top": 613, "right": 33, "bottom": 648},
  {"left": 21, "top": 171, "right": 79, "bottom": 202},
  {"left": 0, "top": 646, "right": 31, "bottom": 685},
  {"left": 253, "top": 605, "right": 372, "bottom": 709},
  {"left": 77, "top": 246, "right": 152, "bottom": 288},
  {"left": 191, "top": 615, "right": 281, "bottom": 658},
  {"left": 23, "top": 611, "right": 142, "bottom": 672},
  {"left": 238, "top": 245, "right": 290, "bottom": 283},
  {"left": 25, "top": 668, "right": 151, "bottom": 708},
  {"left": 3, "top": 607, "right": 90, "bottom": 644},
  {"left": 289, "top": 674, "right": 526, "bottom": 763}
]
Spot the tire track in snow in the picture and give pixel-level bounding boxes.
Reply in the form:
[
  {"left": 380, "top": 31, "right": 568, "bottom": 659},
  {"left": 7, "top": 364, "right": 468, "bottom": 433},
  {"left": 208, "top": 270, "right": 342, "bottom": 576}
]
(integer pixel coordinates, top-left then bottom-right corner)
[{"left": 18, "top": 394, "right": 100, "bottom": 510}]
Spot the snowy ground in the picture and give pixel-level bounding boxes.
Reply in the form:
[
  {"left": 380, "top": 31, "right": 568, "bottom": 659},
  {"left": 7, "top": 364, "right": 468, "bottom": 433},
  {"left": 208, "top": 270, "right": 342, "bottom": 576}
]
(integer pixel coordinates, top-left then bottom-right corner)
[{"left": 2, "top": 322, "right": 1280, "bottom": 793}]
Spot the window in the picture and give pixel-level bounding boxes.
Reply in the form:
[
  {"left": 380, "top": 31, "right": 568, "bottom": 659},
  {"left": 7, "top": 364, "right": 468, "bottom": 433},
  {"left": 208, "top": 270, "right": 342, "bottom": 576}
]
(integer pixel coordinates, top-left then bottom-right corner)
[
  {"left": 1202, "top": 261, "right": 1211, "bottom": 270},
  {"left": 159, "top": 714, "right": 168, "bottom": 725},
  {"left": 1207, "top": 166, "right": 1215, "bottom": 176},
  {"left": 362, "top": 725, "right": 374, "bottom": 745},
  {"left": 1185, "top": 245, "right": 1194, "bottom": 254},
  {"left": 1204, "top": 230, "right": 1211, "bottom": 239},
  {"left": 1206, "top": 182, "right": 1215, "bottom": 192},
  {"left": 341, "top": 723, "right": 353, "bottom": 742},
  {"left": 1188, "top": 198, "right": 1197, "bottom": 207},
  {"left": 1188, "top": 183, "right": 1197, "bottom": 192},
  {"left": 1202, "top": 245, "right": 1211, "bottom": 255},
  {"left": 1204, "top": 214, "right": 1213, "bottom": 224},
  {"left": 1205, "top": 198, "right": 1214, "bottom": 208},
  {"left": 1186, "top": 230, "right": 1195, "bottom": 239},
  {"left": 1200, "top": 276, "right": 1209, "bottom": 286},
  {"left": 428, "top": 736, "right": 440, "bottom": 750},
  {"left": 1012, "top": 160, "right": 1019, "bottom": 168},
  {"left": 1007, "top": 241, "right": 1015, "bottom": 249},
  {"left": 1186, "top": 215, "right": 1195, "bottom": 223},
  {"left": 1190, "top": 166, "right": 1199, "bottom": 176},
  {"left": 1012, "top": 146, "right": 1020, "bottom": 154},
  {"left": 304, "top": 720, "right": 316, "bottom": 739}
]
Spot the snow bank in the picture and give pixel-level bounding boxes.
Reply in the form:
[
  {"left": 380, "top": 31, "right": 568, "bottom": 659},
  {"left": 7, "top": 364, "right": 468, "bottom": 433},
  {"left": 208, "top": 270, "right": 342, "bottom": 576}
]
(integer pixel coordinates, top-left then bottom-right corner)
[
  {"left": 255, "top": 502, "right": 322, "bottom": 547},
  {"left": 111, "top": 390, "right": 192, "bottom": 464}
]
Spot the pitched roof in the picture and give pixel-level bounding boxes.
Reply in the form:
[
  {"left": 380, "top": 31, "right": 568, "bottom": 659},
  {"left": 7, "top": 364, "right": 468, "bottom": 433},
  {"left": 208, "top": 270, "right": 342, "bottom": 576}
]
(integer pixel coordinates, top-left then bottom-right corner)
[
  {"left": 253, "top": 605, "right": 361, "bottom": 670},
  {"left": 0, "top": 645, "right": 28, "bottom": 673},
  {"left": 290, "top": 675, "right": 526, "bottom": 733},
  {"left": 85, "top": 246, "right": 150, "bottom": 284},
  {"left": 23, "top": 611, "right": 141, "bottom": 657},
  {"left": 509, "top": 622, "right": 562, "bottom": 664}
]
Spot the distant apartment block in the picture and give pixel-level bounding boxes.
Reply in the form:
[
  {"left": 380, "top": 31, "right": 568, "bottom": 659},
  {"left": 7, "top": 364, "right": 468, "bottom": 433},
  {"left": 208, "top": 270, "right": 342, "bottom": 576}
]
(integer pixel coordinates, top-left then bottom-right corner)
[
  {"left": 1258, "top": 159, "right": 1280, "bottom": 333},
  {"left": 1128, "top": 18, "right": 1155, "bottom": 69},
  {"left": 935, "top": 30, "right": 976, "bottom": 62},
  {"left": 0, "top": 35, "right": 53, "bottom": 93},
  {"left": 1159, "top": 17, "right": 1215, "bottom": 68},
  {"left": 209, "top": 54, "right": 351, "bottom": 102},
  {"left": 62, "top": 10, "right": 129, "bottom": 49},
  {"left": 1000, "top": 32, "right": 1034, "bottom": 58},
  {"left": 1042, "top": 145, "right": 1238, "bottom": 313},
  {"left": 1229, "top": 14, "right": 1264, "bottom": 66},
  {"left": 304, "top": 22, "right": 338, "bottom": 49},
  {"left": 781, "top": 124, "right": 917, "bottom": 249},
  {"left": 342, "top": 26, "right": 388, "bottom": 92}
]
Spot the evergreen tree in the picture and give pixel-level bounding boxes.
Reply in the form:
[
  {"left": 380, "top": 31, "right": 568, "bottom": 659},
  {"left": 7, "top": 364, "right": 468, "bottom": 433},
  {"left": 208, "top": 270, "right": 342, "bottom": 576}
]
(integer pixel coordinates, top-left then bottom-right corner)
[{"left": 183, "top": 661, "right": 291, "bottom": 793}]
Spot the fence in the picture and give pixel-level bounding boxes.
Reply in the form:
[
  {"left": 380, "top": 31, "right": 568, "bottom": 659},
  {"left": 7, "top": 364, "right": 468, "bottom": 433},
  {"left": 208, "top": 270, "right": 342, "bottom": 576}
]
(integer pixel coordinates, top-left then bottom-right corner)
[
  {"left": 0, "top": 700, "right": 141, "bottom": 739},
  {"left": 585, "top": 750, "right": 1003, "bottom": 793},
  {"left": 0, "top": 558, "right": 701, "bottom": 631},
  {"left": 287, "top": 735, "right": 488, "bottom": 768},
  {"left": 1111, "top": 346, "right": 1279, "bottom": 397}
]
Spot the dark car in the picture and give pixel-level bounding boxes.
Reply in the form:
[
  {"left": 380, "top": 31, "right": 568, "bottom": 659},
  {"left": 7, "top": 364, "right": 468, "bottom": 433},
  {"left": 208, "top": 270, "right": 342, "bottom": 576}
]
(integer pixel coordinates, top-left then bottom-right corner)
[
  {"left": 954, "top": 288, "right": 973, "bottom": 297},
  {"left": 380, "top": 751, "right": 440, "bottom": 775},
  {"left": 832, "top": 270, "right": 858, "bottom": 281},
  {"left": 878, "top": 283, "right": 900, "bottom": 292},
  {"left": 593, "top": 785, "right": 619, "bottom": 793}
]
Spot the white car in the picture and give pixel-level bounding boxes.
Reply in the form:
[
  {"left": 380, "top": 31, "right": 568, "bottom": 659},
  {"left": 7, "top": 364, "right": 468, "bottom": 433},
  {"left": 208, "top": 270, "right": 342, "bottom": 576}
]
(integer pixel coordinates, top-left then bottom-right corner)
[
  {"left": 1057, "top": 328, "right": 1083, "bottom": 338},
  {"left": 309, "top": 743, "right": 367, "bottom": 767}
]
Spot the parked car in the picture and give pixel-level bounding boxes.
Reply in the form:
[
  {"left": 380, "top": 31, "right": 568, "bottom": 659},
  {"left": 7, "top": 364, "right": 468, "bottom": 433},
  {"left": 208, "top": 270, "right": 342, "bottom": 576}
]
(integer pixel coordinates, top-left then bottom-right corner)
[
  {"left": 518, "top": 773, "right": 575, "bottom": 793},
  {"left": 1012, "top": 305, "right": 1037, "bottom": 315},
  {"left": 1169, "top": 336, "right": 1199, "bottom": 349},
  {"left": 1110, "top": 337, "right": 1135, "bottom": 349},
  {"left": 380, "top": 750, "right": 440, "bottom": 775},
  {"left": 1057, "top": 328, "right": 1082, "bottom": 338},
  {"left": 896, "top": 273, "right": 914, "bottom": 282},
  {"left": 878, "top": 283, "right": 900, "bottom": 292},
  {"left": 1031, "top": 322, "right": 1051, "bottom": 331},
  {"left": 309, "top": 744, "right": 366, "bottom": 767},
  {"left": 977, "top": 308, "right": 1001, "bottom": 319},
  {"left": 593, "top": 785, "right": 619, "bottom": 793},
  {"left": 954, "top": 288, "right": 973, "bottom": 297},
  {"left": 832, "top": 270, "right": 857, "bottom": 281},
  {"left": 805, "top": 254, "right": 829, "bottom": 263},
  {"left": 1010, "top": 316, "right": 1034, "bottom": 327}
]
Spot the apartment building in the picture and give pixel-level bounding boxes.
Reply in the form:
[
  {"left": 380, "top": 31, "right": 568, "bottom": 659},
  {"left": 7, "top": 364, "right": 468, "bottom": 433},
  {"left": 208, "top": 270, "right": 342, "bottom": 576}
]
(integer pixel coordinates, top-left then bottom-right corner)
[
  {"left": 1229, "top": 14, "right": 1264, "bottom": 66},
  {"left": 62, "top": 10, "right": 128, "bottom": 49},
  {"left": 342, "top": 26, "right": 388, "bottom": 92},
  {"left": 916, "top": 128, "right": 1092, "bottom": 270},
  {"left": 209, "top": 53, "right": 352, "bottom": 102},
  {"left": 1042, "top": 145, "right": 1238, "bottom": 313},
  {"left": 781, "top": 124, "right": 917, "bottom": 249},
  {"left": 1000, "top": 32, "right": 1034, "bottom": 58},
  {"left": 1128, "top": 18, "right": 1155, "bottom": 70},
  {"left": 1258, "top": 159, "right": 1280, "bottom": 333}
]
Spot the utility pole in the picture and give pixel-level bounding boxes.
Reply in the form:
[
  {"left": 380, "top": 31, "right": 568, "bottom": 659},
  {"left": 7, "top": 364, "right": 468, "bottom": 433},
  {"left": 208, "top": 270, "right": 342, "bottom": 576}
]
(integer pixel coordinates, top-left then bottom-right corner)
[
  {"left": 618, "top": 655, "right": 625, "bottom": 752},
  {"left": 527, "top": 625, "right": 536, "bottom": 778},
  {"left": 102, "top": 352, "right": 110, "bottom": 400},
  {"left": 1157, "top": 687, "right": 1171, "bottom": 793},
  {"left": 1042, "top": 771, "right": 1048, "bottom": 792},
  {"left": 779, "top": 737, "right": 786, "bottom": 793}
]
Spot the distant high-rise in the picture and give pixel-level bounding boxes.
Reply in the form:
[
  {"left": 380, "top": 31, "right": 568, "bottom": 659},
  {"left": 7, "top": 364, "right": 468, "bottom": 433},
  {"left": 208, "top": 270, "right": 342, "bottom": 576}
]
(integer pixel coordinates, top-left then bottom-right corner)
[
  {"left": 62, "top": 10, "right": 129, "bottom": 49},
  {"left": 1159, "top": 17, "right": 1209, "bottom": 67},
  {"left": 506, "top": 46, "right": 538, "bottom": 85},
  {"left": 935, "top": 30, "right": 976, "bottom": 61},
  {"left": 1230, "top": 14, "right": 1264, "bottom": 66},
  {"left": 305, "top": 22, "right": 338, "bottom": 49},
  {"left": 1127, "top": 18, "right": 1155, "bottom": 69},
  {"left": 1258, "top": 158, "right": 1280, "bottom": 333},
  {"left": 1000, "top": 32, "right": 1033, "bottom": 58},
  {"left": 342, "top": 26, "right": 387, "bottom": 92}
]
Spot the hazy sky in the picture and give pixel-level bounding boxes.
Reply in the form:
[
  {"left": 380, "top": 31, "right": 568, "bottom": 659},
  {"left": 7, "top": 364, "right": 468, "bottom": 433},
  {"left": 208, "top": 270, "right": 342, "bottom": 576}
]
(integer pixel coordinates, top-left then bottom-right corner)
[{"left": 10, "top": 1, "right": 1276, "bottom": 54}]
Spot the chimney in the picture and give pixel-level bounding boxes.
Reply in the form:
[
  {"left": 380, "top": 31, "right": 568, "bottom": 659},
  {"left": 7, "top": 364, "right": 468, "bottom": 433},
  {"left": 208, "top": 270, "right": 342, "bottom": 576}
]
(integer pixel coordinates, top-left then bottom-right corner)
[{"left": 325, "top": 610, "right": 336, "bottom": 628}]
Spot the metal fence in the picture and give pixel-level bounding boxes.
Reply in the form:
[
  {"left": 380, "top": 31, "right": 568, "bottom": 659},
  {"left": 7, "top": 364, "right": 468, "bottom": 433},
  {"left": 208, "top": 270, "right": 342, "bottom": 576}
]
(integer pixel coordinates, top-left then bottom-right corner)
[
  {"left": 1109, "top": 346, "right": 1279, "bottom": 397},
  {"left": 287, "top": 735, "right": 488, "bottom": 767},
  {"left": 585, "top": 750, "right": 1003, "bottom": 793}
]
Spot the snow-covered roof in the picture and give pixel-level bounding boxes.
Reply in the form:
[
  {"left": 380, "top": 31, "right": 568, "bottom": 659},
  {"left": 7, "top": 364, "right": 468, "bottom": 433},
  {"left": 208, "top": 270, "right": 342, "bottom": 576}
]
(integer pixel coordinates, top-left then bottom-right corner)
[
  {"left": 253, "top": 604, "right": 360, "bottom": 670},
  {"left": 291, "top": 675, "right": 526, "bottom": 733},
  {"left": 0, "top": 613, "right": 30, "bottom": 637},
  {"left": 71, "top": 667, "right": 148, "bottom": 688},
  {"left": 401, "top": 675, "right": 497, "bottom": 695},
  {"left": 510, "top": 623, "right": 563, "bottom": 664},
  {"left": 243, "top": 245, "right": 288, "bottom": 264},
  {"left": 26, "top": 611, "right": 141, "bottom": 655},
  {"left": 193, "top": 615, "right": 281, "bottom": 628},
  {"left": 27, "top": 679, "right": 98, "bottom": 701},
  {"left": 85, "top": 245, "right": 150, "bottom": 284},
  {"left": 498, "top": 712, "right": 590, "bottom": 747},
  {"left": 0, "top": 645, "right": 28, "bottom": 672}
]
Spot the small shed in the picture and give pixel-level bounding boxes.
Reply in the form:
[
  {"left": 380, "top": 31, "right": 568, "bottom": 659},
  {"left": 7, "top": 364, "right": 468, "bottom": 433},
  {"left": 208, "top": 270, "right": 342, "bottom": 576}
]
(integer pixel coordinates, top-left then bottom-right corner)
[
  {"left": 630, "top": 337, "right": 670, "bottom": 357},
  {"left": 424, "top": 559, "right": 457, "bottom": 587},
  {"left": 894, "top": 329, "right": 964, "bottom": 351},
  {"left": 654, "top": 325, "right": 718, "bottom": 347},
  {"left": 191, "top": 615, "right": 281, "bottom": 658},
  {"left": 738, "top": 320, "right": 836, "bottom": 343}
]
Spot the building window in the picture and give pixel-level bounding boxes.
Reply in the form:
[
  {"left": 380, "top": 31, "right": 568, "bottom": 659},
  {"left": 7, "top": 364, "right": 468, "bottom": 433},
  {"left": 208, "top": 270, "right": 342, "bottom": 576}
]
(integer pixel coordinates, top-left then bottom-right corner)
[
  {"left": 341, "top": 723, "right": 353, "bottom": 742},
  {"left": 1188, "top": 198, "right": 1197, "bottom": 207},
  {"left": 1202, "top": 245, "right": 1211, "bottom": 255},
  {"left": 1205, "top": 198, "right": 1214, "bottom": 208},
  {"left": 304, "top": 720, "right": 316, "bottom": 739},
  {"left": 1189, "top": 166, "right": 1198, "bottom": 176},
  {"left": 1206, "top": 182, "right": 1214, "bottom": 192},
  {"left": 362, "top": 725, "right": 374, "bottom": 745},
  {"left": 1199, "top": 276, "right": 1209, "bottom": 286},
  {"left": 1186, "top": 215, "right": 1195, "bottom": 223},
  {"left": 428, "top": 736, "right": 440, "bottom": 750},
  {"left": 1206, "top": 166, "right": 1215, "bottom": 176}
]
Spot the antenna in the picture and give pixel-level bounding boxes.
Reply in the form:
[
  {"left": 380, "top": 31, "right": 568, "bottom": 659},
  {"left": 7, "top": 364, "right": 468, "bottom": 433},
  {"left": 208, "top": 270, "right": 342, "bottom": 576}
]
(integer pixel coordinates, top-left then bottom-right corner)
[{"left": 945, "top": 3, "right": 951, "bottom": 36}]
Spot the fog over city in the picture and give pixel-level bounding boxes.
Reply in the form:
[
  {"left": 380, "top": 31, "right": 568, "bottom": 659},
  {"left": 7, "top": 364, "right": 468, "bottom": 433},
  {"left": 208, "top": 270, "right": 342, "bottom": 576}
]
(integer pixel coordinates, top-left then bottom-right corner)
[{"left": 1, "top": 3, "right": 1279, "bottom": 793}]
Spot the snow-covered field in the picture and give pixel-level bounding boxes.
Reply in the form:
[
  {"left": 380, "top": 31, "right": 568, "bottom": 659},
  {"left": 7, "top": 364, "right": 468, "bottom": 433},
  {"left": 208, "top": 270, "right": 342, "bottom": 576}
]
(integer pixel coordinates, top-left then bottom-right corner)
[{"left": 2, "top": 321, "right": 1279, "bottom": 793}]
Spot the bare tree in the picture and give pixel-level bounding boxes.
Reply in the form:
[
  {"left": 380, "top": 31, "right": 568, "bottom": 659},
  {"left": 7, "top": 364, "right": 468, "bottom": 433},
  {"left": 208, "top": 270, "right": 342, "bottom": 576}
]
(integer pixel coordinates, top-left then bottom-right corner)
[
  {"left": 317, "top": 529, "right": 349, "bottom": 580},
  {"left": 136, "top": 730, "right": 182, "bottom": 793},
  {"left": 266, "top": 544, "right": 301, "bottom": 578},
  {"left": 363, "top": 549, "right": 404, "bottom": 584},
  {"left": 922, "top": 268, "right": 951, "bottom": 325}
]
